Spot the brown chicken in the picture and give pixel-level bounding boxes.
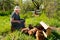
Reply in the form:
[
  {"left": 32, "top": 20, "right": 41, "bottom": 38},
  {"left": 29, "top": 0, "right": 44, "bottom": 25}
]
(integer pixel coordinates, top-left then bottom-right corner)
[
  {"left": 28, "top": 24, "right": 44, "bottom": 35},
  {"left": 28, "top": 27, "right": 38, "bottom": 35},
  {"left": 36, "top": 30, "right": 45, "bottom": 40},
  {"left": 21, "top": 24, "right": 33, "bottom": 34}
]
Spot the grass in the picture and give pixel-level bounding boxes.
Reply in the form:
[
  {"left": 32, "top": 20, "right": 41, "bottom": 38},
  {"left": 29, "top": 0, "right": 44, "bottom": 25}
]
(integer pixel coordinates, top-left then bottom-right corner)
[
  {"left": 1, "top": 31, "right": 35, "bottom": 40},
  {"left": 0, "top": 12, "right": 60, "bottom": 40},
  {"left": 0, "top": 16, "right": 10, "bottom": 35}
]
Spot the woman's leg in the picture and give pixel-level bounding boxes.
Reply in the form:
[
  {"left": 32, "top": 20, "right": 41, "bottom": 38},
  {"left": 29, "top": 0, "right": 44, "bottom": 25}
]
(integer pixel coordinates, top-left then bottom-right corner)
[{"left": 11, "top": 26, "right": 16, "bottom": 32}]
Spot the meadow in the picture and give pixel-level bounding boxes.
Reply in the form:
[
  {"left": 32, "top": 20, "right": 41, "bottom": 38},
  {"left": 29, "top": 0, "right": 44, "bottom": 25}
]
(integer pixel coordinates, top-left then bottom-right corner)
[
  {"left": 0, "top": 0, "right": 60, "bottom": 40},
  {"left": 0, "top": 11, "right": 60, "bottom": 40}
]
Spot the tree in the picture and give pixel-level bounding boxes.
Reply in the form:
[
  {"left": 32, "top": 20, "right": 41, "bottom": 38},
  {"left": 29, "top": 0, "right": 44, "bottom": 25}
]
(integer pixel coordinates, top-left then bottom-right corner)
[
  {"left": 0, "top": 0, "right": 15, "bottom": 12},
  {"left": 32, "top": 0, "right": 43, "bottom": 10},
  {"left": 43, "top": 0, "right": 57, "bottom": 18}
]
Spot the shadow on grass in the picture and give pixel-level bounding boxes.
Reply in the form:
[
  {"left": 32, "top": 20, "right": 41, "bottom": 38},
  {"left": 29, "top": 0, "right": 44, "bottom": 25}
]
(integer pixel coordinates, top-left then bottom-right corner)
[
  {"left": 46, "top": 31, "right": 60, "bottom": 40},
  {"left": 52, "top": 32, "right": 60, "bottom": 40}
]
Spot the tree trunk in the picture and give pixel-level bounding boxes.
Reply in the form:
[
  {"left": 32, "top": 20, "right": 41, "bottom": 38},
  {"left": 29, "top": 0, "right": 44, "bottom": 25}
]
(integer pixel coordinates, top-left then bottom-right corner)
[{"left": 2, "top": 0, "right": 5, "bottom": 12}]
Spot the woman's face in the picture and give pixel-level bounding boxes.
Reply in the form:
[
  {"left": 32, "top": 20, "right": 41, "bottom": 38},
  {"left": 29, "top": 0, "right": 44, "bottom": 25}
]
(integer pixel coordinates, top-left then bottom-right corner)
[{"left": 15, "top": 9, "right": 20, "bottom": 13}]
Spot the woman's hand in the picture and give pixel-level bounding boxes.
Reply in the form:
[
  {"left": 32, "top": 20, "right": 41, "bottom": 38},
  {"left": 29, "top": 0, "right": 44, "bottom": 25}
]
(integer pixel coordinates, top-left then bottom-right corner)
[{"left": 17, "top": 21, "right": 21, "bottom": 23}]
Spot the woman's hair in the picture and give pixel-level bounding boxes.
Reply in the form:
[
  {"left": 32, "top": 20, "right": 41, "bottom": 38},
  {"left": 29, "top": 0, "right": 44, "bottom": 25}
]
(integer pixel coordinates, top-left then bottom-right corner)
[{"left": 14, "top": 6, "right": 20, "bottom": 11}]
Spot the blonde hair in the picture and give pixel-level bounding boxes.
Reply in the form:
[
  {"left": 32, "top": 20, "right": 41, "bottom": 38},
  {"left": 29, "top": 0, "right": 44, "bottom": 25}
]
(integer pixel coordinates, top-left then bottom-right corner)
[{"left": 14, "top": 6, "right": 21, "bottom": 11}]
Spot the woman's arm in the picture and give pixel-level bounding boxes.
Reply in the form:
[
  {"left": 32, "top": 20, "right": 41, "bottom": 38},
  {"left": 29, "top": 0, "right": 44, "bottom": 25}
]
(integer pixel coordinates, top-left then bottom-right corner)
[{"left": 11, "top": 18, "right": 20, "bottom": 23}]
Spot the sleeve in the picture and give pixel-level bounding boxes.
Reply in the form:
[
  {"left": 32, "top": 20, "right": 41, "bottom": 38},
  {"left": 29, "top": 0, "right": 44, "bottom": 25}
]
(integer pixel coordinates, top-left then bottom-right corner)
[{"left": 11, "top": 13, "right": 15, "bottom": 18}]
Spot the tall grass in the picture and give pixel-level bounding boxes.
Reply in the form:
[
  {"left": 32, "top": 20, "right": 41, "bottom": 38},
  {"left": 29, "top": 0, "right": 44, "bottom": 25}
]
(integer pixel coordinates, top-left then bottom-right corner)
[{"left": 0, "top": 12, "right": 60, "bottom": 40}]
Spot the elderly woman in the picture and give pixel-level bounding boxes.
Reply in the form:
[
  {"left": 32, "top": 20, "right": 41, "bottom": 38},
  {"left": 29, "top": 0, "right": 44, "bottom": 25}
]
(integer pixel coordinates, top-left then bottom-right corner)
[{"left": 10, "top": 6, "right": 25, "bottom": 32}]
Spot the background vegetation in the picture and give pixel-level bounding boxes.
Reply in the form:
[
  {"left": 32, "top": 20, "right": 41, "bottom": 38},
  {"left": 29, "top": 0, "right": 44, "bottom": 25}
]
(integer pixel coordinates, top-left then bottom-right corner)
[{"left": 0, "top": 0, "right": 60, "bottom": 40}]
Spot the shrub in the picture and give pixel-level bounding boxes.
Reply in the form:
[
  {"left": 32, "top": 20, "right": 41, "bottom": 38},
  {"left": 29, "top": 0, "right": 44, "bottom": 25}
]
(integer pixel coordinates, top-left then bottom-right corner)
[{"left": 0, "top": 11, "right": 12, "bottom": 16}]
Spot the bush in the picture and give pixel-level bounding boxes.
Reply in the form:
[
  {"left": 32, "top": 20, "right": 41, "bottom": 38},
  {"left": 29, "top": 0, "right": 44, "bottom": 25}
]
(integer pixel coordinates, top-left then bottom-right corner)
[{"left": 0, "top": 11, "right": 12, "bottom": 16}]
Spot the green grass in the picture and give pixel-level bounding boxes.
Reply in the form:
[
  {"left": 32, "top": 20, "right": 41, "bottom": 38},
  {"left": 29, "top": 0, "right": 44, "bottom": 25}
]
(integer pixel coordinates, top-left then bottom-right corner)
[
  {"left": 1, "top": 31, "right": 35, "bottom": 40},
  {"left": 0, "top": 12, "right": 60, "bottom": 40},
  {"left": 0, "top": 16, "right": 10, "bottom": 34}
]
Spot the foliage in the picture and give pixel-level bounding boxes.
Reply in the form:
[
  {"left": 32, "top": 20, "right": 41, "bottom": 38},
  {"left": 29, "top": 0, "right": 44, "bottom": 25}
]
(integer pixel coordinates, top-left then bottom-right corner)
[
  {"left": 32, "top": 0, "right": 43, "bottom": 9},
  {"left": 0, "top": 16, "right": 10, "bottom": 35},
  {"left": 2, "top": 31, "right": 35, "bottom": 40},
  {"left": 22, "top": 0, "right": 35, "bottom": 12},
  {"left": 0, "top": 12, "right": 60, "bottom": 40},
  {"left": 0, "top": 0, "right": 15, "bottom": 11},
  {"left": 0, "top": 0, "right": 60, "bottom": 40},
  {"left": 0, "top": 11, "right": 12, "bottom": 16}
]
